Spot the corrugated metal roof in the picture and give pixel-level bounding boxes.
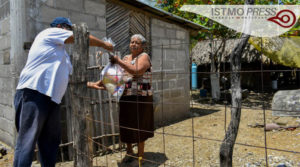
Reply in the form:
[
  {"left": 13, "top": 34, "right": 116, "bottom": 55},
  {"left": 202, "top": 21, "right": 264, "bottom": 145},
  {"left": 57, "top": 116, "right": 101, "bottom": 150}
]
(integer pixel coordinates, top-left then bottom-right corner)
[{"left": 116, "top": 0, "right": 209, "bottom": 31}]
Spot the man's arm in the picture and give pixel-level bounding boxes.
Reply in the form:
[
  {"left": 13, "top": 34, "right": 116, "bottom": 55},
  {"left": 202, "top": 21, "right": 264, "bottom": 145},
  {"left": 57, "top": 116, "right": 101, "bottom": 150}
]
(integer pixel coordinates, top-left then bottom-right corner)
[
  {"left": 65, "top": 35, "right": 113, "bottom": 51},
  {"left": 87, "top": 80, "right": 106, "bottom": 90}
]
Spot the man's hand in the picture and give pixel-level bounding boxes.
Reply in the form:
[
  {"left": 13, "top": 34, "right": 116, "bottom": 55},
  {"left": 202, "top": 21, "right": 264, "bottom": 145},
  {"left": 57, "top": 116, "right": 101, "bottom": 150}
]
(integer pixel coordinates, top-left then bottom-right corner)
[
  {"left": 87, "top": 80, "right": 105, "bottom": 90},
  {"left": 104, "top": 42, "right": 114, "bottom": 52}
]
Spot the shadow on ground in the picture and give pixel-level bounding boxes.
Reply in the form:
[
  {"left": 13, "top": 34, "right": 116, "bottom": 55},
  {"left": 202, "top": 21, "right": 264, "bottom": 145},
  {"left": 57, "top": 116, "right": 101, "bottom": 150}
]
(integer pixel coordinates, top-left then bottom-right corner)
[
  {"left": 117, "top": 152, "right": 168, "bottom": 167},
  {"left": 190, "top": 108, "right": 220, "bottom": 117},
  {"left": 191, "top": 91, "right": 273, "bottom": 109}
]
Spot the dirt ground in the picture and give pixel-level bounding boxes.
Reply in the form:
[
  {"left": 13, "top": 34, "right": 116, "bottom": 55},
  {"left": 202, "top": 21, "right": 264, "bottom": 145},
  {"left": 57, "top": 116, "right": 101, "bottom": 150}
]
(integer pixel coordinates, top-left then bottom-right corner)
[{"left": 1, "top": 92, "right": 300, "bottom": 167}]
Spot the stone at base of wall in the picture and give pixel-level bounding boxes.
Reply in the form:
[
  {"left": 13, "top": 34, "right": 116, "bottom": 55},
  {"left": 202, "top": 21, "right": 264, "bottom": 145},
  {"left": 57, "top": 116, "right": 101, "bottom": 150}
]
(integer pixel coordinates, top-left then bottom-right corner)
[{"left": 0, "top": 129, "right": 15, "bottom": 148}]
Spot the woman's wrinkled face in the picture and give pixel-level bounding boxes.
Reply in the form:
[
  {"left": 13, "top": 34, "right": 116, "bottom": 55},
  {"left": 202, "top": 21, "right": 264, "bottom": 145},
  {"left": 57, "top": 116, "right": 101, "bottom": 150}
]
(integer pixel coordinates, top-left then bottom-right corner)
[{"left": 130, "top": 37, "right": 143, "bottom": 54}]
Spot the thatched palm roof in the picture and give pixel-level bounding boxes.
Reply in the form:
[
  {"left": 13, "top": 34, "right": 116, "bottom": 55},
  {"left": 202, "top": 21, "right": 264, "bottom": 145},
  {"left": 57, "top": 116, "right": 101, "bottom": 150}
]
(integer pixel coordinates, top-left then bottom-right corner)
[{"left": 191, "top": 39, "right": 270, "bottom": 65}]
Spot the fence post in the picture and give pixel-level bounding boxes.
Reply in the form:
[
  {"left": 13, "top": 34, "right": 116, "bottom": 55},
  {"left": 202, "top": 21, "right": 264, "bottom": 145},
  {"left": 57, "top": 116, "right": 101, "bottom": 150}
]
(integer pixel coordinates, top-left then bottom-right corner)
[{"left": 70, "top": 23, "right": 93, "bottom": 167}]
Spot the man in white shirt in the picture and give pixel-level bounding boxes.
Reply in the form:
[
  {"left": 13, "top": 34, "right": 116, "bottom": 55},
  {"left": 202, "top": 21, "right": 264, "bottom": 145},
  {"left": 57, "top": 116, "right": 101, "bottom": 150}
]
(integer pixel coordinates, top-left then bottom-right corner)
[{"left": 13, "top": 17, "right": 113, "bottom": 167}]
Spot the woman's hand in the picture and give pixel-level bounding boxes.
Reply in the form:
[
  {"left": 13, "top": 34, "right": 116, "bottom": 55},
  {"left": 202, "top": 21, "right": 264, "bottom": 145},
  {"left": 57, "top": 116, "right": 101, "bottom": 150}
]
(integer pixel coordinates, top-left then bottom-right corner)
[
  {"left": 109, "top": 54, "right": 121, "bottom": 64},
  {"left": 87, "top": 80, "right": 106, "bottom": 90}
]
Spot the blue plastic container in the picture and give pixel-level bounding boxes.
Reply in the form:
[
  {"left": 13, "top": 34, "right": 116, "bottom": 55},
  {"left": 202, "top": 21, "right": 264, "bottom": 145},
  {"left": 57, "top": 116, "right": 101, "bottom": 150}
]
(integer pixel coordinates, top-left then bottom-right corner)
[{"left": 191, "top": 62, "right": 197, "bottom": 90}]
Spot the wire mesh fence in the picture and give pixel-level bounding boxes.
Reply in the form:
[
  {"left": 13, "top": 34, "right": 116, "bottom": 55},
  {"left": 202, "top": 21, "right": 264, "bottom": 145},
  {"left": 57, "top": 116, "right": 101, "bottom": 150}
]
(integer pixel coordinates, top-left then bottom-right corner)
[
  {"left": 0, "top": 29, "right": 299, "bottom": 167},
  {"left": 58, "top": 34, "right": 299, "bottom": 167}
]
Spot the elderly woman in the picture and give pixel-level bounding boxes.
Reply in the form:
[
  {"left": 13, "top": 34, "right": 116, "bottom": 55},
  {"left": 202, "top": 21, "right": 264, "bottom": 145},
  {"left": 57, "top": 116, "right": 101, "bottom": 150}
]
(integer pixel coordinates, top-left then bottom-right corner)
[{"left": 87, "top": 34, "right": 154, "bottom": 164}]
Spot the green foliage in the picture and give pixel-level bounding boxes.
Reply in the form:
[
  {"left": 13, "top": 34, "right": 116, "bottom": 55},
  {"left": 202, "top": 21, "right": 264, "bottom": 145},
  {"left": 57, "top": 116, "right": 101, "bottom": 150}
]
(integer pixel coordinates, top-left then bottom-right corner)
[
  {"left": 155, "top": 0, "right": 299, "bottom": 45},
  {"left": 281, "top": 0, "right": 300, "bottom": 5}
]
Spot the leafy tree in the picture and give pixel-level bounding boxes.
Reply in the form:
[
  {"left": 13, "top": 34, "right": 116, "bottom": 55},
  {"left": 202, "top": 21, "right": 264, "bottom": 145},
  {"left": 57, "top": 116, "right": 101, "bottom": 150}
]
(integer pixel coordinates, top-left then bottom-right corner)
[
  {"left": 156, "top": 0, "right": 299, "bottom": 41},
  {"left": 155, "top": 0, "right": 299, "bottom": 100}
]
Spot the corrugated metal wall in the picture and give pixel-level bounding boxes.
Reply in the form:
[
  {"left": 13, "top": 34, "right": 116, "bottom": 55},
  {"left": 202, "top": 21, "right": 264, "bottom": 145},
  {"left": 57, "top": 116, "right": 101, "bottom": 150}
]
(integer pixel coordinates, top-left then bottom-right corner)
[
  {"left": 106, "top": 3, "right": 130, "bottom": 56},
  {"left": 106, "top": 2, "right": 151, "bottom": 57}
]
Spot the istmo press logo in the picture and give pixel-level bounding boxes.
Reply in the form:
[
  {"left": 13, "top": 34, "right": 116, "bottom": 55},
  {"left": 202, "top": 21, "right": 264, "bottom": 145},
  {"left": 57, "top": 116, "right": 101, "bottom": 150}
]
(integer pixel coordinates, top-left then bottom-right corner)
[{"left": 180, "top": 5, "right": 300, "bottom": 37}]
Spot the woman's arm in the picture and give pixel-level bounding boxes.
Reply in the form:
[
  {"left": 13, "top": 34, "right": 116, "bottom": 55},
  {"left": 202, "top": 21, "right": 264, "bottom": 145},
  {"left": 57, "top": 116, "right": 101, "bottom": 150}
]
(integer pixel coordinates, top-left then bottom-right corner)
[
  {"left": 87, "top": 80, "right": 106, "bottom": 90},
  {"left": 65, "top": 35, "right": 113, "bottom": 51},
  {"left": 113, "top": 53, "right": 150, "bottom": 76}
]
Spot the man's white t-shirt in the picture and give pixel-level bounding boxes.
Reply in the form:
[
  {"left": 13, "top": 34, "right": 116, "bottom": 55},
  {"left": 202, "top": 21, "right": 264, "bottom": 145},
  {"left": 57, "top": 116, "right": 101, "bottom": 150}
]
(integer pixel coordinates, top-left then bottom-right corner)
[{"left": 17, "top": 28, "right": 73, "bottom": 104}]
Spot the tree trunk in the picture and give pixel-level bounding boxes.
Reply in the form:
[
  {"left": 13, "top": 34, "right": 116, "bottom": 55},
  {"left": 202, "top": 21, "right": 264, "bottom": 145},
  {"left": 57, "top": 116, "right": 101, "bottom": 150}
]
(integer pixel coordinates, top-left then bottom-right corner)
[
  {"left": 210, "top": 40, "right": 225, "bottom": 101},
  {"left": 219, "top": 1, "right": 253, "bottom": 166},
  {"left": 70, "top": 23, "right": 93, "bottom": 167}
]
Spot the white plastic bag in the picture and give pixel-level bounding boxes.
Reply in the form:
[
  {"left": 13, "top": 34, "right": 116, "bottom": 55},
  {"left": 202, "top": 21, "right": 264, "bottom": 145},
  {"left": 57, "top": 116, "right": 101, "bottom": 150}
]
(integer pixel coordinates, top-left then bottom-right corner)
[{"left": 100, "top": 62, "right": 125, "bottom": 101}]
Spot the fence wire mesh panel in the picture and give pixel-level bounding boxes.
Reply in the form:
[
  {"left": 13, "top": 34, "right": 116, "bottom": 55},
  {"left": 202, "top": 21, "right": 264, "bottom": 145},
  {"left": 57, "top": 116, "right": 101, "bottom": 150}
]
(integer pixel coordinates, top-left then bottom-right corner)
[{"left": 1, "top": 37, "right": 300, "bottom": 167}]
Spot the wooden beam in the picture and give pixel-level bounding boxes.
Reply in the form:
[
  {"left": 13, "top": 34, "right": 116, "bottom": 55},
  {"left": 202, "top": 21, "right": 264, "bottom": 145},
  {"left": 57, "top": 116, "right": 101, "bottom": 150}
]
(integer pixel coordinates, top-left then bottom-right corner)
[{"left": 70, "top": 23, "right": 92, "bottom": 167}]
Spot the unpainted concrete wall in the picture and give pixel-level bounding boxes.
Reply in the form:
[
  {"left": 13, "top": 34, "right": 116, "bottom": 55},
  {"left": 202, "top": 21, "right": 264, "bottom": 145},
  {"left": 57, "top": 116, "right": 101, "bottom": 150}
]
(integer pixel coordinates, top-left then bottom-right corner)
[
  {"left": 0, "top": 0, "right": 15, "bottom": 147},
  {"left": 151, "top": 18, "right": 190, "bottom": 126}
]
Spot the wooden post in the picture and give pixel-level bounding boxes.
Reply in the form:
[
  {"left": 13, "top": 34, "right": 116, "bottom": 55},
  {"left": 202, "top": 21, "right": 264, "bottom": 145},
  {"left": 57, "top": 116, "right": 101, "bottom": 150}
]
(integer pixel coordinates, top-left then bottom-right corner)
[
  {"left": 108, "top": 94, "right": 116, "bottom": 150},
  {"left": 219, "top": 1, "right": 253, "bottom": 166},
  {"left": 70, "top": 23, "right": 93, "bottom": 167},
  {"left": 219, "top": 35, "right": 250, "bottom": 167}
]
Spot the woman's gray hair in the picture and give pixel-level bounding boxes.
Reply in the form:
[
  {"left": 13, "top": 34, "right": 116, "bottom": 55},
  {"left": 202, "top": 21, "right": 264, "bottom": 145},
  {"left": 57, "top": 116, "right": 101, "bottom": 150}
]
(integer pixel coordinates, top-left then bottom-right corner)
[{"left": 131, "top": 34, "right": 146, "bottom": 44}]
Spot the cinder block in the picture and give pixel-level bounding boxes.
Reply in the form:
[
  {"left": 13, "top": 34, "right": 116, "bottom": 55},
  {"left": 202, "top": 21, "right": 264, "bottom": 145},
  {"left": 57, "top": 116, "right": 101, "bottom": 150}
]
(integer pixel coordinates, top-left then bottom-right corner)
[
  {"left": 151, "top": 38, "right": 162, "bottom": 48},
  {"left": 3, "top": 50, "right": 10, "bottom": 64},
  {"left": 165, "top": 22, "right": 173, "bottom": 29},
  {"left": 163, "top": 60, "right": 174, "bottom": 70},
  {"left": 163, "top": 90, "right": 170, "bottom": 98},
  {"left": 0, "top": 34, "right": 10, "bottom": 50},
  {"left": 0, "top": 104, "right": 14, "bottom": 121},
  {"left": 170, "top": 39, "right": 184, "bottom": 49},
  {"left": 38, "top": 6, "right": 68, "bottom": 24},
  {"left": 169, "top": 80, "right": 176, "bottom": 88},
  {"left": 157, "top": 19, "right": 166, "bottom": 27},
  {"left": 152, "top": 72, "right": 162, "bottom": 80},
  {"left": 89, "top": 30, "right": 106, "bottom": 39},
  {"left": 70, "top": 12, "right": 97, "bottom": 29},
  {"left": 176, "top": 50, "right": 186, "bottom": 58},
  {"left": 0, "top": 64, "right": 11, "bottom": 77},
  {"left": 151, "top": 48, "right": 162, "bottom": 60},
  {"left": 164, "top": 73, "right": 177, "bottom": 80},
  {"left": 163, "top": 81, "right": 169, "bottom": 89},
  {"left": 0, "top": 89, "right": 12, "bottom": 105},
  {"left": 84, "top": 0, "right": 106, "bottom": 16},
  {"left": 151, "top": 18, "right": 158, "bottom": 24},
  {"left": 0, "top": 77, "right": 12, "bottom": 91},
  {"left": 0, "top": 117, "right": 14, "bottom": 134},
  {"left": 166, "top": 29, "right": 176, "bottom": 39},
  {"left": 163, "top": 49, "right": 177, "bottom": 61},
  {"left": 45, "top": 0, "right": 55, "bottom": 7},
  {"left": 157, "top": 81, "right": 163, "bottom": 90},
  {"left": 151, "top": 25, "right": 165, "bottom": 38},
  {"left": 96, "top": 17, "right": 106, "bottom": 31},
  {"left": 176, "top": 30, "right": 186, "bottom": 40},
  {"left": 0, "top": 128, "right": 15, "bottom": 147},
  {"left": 170, "top": 89, "right": 182, "bottom": 97},
  {"left": 55, "top": 0, "right": 84, "bottom": 11},
  {"left": 161, "top": 39, "right": 170, "bottom": 48},
  {"left": 151, "top": 82, "right": 157, "bottom": 91},
  {"left": 152, "top": 62, "right": 162, "bottom": 72},
  {"left": 0, "top": 1, "right": 9, "bottom": 20},
  {"left": 174, "top": 58, "right": 185, "bottom": 69},
  {"left": 177, "top": 78, "right": 189, "bottom": 88},
  {"left": 0, "top": 17, "right": 10, "bottom": 35},
  {"left": 0, "top": 51, "right": 3, "bottom": 64}
]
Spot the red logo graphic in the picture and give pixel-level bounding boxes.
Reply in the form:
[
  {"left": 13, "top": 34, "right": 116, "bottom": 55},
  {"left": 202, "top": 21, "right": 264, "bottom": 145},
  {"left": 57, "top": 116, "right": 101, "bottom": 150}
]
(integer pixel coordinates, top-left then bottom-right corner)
[{"left": 267, "top": 10, "right": 296, "bottom": 28}]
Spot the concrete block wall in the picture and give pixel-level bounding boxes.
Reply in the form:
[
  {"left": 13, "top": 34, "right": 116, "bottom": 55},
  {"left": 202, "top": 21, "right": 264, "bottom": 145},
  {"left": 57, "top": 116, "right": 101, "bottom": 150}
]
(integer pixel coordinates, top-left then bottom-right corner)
[
  {"left": 151, "top": 18, "right": 190, "bottom": 126},
  {"left": 0, "top": 0, "right": 109, "bottom": 147},
  {"left": 26, "top": 0, "right": 109, "bottom": 146},
  {"left": 0, "top": 0, "right": 15, "bottom": 147},
  {"left": 29, "top": 0, "right": 107, "bottom": 70},
  {"left": 0, "top": 0, "right": 192, "bottom": 147},
  {"left": 28, "top": 0, "right": 106, "bottom": 41}
]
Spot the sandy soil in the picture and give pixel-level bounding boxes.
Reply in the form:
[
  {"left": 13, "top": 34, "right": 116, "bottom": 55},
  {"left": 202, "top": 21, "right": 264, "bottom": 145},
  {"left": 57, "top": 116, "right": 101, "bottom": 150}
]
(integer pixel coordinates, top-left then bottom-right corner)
[{"left": 1, "top": 92, "right": 300, "bottom": 167}]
